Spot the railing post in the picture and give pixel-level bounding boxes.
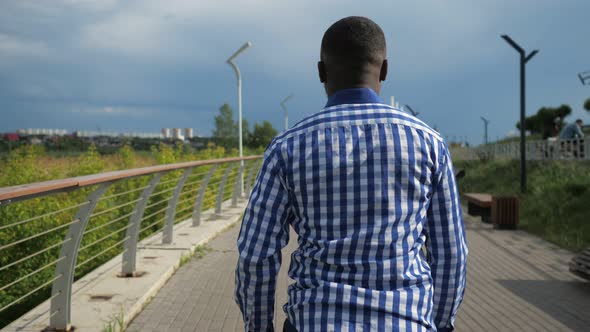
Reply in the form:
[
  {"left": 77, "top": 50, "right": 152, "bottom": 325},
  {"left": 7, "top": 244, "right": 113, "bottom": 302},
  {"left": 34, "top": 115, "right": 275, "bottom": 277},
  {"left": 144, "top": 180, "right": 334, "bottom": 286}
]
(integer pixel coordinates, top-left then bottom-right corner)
[
  {"left": 192, "top": 164, "right": 219, "bottom": 226},
  {"left": 245, "top": 159, "right": 260, "bottom": 195},
  {"left": 231, "top": 162, "right": 247, "bottom": 207},
  {"left": 49, "top": 182, "right": 112, "bottom": 331},
  {"left": 121, "top": 172, "right": 166, "bottom": 277},
  {"left": 564, "top": 139, "right": 571, "bottom": 159},
  {"left": 215, "top": 163, "right": 236, "bottom": 215},
  {"left": 162, "top": 168, "right": 193, "bottom": 244}
]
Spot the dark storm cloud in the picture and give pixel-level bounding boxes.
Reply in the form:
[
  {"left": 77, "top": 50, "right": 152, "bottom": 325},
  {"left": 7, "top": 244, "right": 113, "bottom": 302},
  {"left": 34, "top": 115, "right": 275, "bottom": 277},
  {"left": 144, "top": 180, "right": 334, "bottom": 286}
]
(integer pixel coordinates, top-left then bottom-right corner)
[{"left": 1, "top": 0, "right": 589, "bottom": 143}]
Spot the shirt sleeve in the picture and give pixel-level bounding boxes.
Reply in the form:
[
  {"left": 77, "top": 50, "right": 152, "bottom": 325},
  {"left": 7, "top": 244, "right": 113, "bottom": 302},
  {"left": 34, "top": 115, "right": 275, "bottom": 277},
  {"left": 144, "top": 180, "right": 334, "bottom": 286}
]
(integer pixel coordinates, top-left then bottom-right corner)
[
  {"left": 234, "top": 145, "right": 291, "bottom": 332},
  {"left": 576, "top": 125, "right": 584, "bottom": 138},
  {"left": 424, "top": 143, "right": 469, "bottom": 332}
]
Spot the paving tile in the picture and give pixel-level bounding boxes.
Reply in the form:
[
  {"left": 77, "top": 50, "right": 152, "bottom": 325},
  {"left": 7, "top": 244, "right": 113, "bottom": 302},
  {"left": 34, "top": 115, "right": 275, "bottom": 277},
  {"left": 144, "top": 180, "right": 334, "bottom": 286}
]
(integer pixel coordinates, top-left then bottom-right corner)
[{"left": 128, "top": 213, "right": 590, "bottom": 332}]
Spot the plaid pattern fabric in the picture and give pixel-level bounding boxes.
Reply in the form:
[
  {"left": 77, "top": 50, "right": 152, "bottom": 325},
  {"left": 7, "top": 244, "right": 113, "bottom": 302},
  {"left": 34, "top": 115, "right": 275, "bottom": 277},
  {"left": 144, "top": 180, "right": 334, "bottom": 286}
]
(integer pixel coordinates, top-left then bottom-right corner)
[{"left": 235, "top": 89, "right": 468, "bottom": 332}]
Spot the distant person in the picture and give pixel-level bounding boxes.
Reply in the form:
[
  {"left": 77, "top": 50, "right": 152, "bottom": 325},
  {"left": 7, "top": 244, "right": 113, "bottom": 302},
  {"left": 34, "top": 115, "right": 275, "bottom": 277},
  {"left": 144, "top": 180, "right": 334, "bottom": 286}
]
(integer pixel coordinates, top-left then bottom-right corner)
[
  {"left": 543, "top": 117, "right": 561, "bottom": 140},
  {"left": 559, "top": 119, "right": 584, "bottom": 139},
  {"left": 559, "top": 119, "right": 584, "bottom": 158},
  {"left": 235, "top": 16, "right": 468, "bottom": 331}
]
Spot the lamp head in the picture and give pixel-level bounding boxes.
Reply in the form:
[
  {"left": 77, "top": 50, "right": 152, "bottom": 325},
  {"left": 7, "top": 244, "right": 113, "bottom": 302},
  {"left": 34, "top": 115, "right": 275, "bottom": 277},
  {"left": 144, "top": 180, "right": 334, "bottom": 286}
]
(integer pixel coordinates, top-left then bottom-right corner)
[
  {"left": 501, "top": 34, "right": 524, "bottom": 54},
  {"left": 281, "top": 94, "right": 294, "bottom": 105},
  {"left": 281, "top": 94, "right": 294, "bottom": 110},
  {"left": 227, "top": 42, "right": 253, "bottom": 63}
]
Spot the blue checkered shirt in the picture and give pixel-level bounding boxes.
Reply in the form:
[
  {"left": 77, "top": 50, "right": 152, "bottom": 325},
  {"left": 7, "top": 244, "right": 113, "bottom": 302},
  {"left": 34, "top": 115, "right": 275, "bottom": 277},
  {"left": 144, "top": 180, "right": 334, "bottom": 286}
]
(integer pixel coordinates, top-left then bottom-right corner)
[{"left": 235, "top": 88, "right": 468, "bottom": 332}]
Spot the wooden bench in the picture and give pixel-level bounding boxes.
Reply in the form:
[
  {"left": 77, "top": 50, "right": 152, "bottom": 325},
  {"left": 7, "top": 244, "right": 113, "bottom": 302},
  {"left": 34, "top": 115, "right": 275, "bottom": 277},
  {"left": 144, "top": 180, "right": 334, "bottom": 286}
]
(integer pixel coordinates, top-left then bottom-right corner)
[
  {"left": 491, "top": 196, "right": 519, "bottom": 230},
  {"left": 464, "top": 193, "right": 493, "bottom": 223},
  {"left": 464, "top": 193, "right": 520, "bottom": 229},
  {"left": 570, "top": 247, "right": 590, "bottom": 280}
]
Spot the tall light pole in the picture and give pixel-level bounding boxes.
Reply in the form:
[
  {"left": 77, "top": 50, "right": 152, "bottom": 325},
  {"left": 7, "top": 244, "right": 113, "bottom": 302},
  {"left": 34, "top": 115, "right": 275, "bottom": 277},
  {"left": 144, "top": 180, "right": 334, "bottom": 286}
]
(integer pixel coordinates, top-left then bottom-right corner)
[
  {"left": 281, "top": 94, "right": 294, "bottom": 131},
  {"left": 501, "top": 34, "right": 538, "bottom": 193},
  {"left": 226, "top": 41, "right": 252, "bottom": 196},
  {"left": 390, "top": 96, "right": 400, "bottom": 109},
  {"left": 480, "top": 116, "right": 490, "bottom": 145}
]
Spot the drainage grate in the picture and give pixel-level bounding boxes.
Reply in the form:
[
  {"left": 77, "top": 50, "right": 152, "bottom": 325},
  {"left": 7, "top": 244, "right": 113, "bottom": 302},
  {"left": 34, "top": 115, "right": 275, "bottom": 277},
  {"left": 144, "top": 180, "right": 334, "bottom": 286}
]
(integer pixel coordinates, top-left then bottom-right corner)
[
  {"left": 89, "top": 294, "right": 115, "bottom": 301},
  {"left": 117, "top": 271, "right": 147, "bottom": 278},
  {"left": 143, "top": 256, "right": 159, "bottom": 260}
]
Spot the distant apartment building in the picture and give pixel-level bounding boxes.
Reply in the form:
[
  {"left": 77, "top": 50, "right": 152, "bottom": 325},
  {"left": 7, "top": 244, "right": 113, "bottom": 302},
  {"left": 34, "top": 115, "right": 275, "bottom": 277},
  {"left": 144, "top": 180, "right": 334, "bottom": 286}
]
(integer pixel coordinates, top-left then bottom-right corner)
[
  {"left": 184, "top": 128, "right": 193, "bottom": 139},
  {"left": 172, "top": 128, "right": 184, "bottom": 140},
  {"left": 17, "top": 128, "right": 68, "bottom": 136}
]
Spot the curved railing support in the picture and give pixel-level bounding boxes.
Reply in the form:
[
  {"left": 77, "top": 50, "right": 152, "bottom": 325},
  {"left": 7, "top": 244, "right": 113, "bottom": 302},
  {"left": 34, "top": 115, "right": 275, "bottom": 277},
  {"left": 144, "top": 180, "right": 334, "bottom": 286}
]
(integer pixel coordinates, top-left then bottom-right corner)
[
  {"left": 0, "top": 155, "right": 263, "bottom": 330},
  {"left": 231, "top": 162, "right": 247, "bottom": 207},
  {"left": 49, "top": 182, "right": 112, "bottom": 331},
  {"left": 162, "top": 168, "right": 193, "bottom": 245},
  {"left": 215, "top": 163, "right": 236, "bottom": 215},
  {"left": 121, "top": 172, "right": 166, "bottom": 277},
  {"left": 192, "top": 165, "right": 219, "bottom": 226},
  {"left": 245, "top": 159, "right": 261, "bottom": 195}
]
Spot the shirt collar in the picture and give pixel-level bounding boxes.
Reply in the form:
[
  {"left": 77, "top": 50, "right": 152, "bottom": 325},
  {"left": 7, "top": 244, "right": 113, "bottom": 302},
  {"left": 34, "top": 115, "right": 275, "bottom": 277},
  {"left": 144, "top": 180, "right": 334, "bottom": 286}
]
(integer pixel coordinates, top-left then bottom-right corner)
[{"left": 325, "top": 88, "right": 383, "bottom": 108}]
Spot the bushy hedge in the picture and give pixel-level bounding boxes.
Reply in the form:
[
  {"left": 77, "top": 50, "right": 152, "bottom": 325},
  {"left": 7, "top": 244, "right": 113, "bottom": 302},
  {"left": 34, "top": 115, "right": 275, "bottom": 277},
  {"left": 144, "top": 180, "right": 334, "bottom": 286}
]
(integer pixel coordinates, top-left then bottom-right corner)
[{"left": 0, "top": 143, "right": 260, "bottom": 328}]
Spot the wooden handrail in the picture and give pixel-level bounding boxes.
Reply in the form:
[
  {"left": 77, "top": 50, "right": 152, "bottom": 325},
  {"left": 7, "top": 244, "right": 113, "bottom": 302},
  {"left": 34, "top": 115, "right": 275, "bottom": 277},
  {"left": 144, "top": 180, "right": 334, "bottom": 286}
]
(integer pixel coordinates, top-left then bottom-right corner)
[{"left": 0, "top": 155, "right": 262, "bottom": 203}]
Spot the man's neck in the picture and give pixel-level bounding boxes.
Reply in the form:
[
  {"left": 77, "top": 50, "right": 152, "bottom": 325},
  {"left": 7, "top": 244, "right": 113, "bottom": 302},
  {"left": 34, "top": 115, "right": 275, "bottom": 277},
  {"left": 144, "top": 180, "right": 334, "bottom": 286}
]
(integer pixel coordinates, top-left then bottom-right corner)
[
  {"left": 326, "top": 82, "right": 380, "bottom": 98},
  {"left": 324, "top": 87, "right": 383, "bottom": 108}
]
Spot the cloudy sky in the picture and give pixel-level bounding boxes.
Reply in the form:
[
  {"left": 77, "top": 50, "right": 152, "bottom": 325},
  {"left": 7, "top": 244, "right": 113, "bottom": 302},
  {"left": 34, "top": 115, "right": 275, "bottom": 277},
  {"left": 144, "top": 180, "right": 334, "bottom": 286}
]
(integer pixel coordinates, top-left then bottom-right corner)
[{"left": 1, "top": 0, "right": 589, "bottom": 144}]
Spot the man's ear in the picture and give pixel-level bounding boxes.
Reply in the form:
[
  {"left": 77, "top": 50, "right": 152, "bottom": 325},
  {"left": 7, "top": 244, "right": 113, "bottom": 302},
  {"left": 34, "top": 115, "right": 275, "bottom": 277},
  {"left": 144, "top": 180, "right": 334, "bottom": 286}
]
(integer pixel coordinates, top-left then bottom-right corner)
[
  {"left": 318, "top": 61, "right": 327, "bottom": 83},
  {"left": 379, "top": 59, "right": 388, "bottom": 82}
]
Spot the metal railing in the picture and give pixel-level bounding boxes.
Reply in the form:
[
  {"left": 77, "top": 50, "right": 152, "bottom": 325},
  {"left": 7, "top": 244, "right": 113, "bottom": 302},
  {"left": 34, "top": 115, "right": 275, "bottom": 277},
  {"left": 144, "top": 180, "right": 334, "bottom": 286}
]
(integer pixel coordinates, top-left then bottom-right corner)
[
  {"left": 0, "top": 155, "right": 262, "bottom": 330},
  {"left": 477, "top": 138, "right": 589, "bottom": 161}
]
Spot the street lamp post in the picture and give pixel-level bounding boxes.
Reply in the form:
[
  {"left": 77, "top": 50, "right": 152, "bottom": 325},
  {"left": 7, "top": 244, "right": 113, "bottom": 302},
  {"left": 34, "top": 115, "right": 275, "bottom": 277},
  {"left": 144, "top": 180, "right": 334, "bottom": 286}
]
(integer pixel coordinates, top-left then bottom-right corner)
[
  {"left": 226, "top": 41, "right": 252, "bottom": 196},
  {"left": 480, "top": 116, "right": 490, "bottom": 145},
  {"left": 404, "top": 104, "right": 420, "bottom": 117},
  {"left": 501, "top": 35, "right": 538, "bottom": 193},
  {"left": 281, "top": 94, "right": 294, "bottom": 131}
]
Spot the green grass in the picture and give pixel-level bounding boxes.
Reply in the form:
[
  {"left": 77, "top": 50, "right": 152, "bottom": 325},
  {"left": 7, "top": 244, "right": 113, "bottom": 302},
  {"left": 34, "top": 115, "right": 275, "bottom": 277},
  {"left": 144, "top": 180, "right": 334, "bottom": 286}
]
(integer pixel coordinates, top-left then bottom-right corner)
[
  {"left": 454, "top": 159, "right": 590, "bottom": 252},
  {"left": 179, "top": 245, "right": 211, "bottom": 267},
  {"left": 101, "top": 308, "right": 125, "bottom": 332}
]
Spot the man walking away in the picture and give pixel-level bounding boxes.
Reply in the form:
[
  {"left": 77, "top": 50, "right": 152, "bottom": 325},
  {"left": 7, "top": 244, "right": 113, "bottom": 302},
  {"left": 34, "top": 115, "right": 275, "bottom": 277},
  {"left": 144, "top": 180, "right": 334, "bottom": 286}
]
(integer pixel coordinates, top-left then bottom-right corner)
[{"left": 235, "top": 16, "right": 468, "bottom": 332}]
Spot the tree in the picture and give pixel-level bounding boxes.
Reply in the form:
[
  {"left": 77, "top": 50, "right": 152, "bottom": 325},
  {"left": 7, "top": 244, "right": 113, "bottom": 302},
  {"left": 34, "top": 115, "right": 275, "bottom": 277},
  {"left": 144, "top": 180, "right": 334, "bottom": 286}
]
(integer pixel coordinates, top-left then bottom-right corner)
[
  {"left": 213, "top": 104, "right": 237, "bottom": 138},
  {"left": 241, "top": 118, "right": 251, "bottom": 146},
  {"left": 212, "top": 103, "right": 256, "bottom": 150},
  {"left": 584, "top": 98, "right": 590, "bottom": 112},
  {"left": 516, "top": 104, "right": 571, "bottom": 137},
  {"left": 249, "top": 121, "right": 278, "bottom": 149}
]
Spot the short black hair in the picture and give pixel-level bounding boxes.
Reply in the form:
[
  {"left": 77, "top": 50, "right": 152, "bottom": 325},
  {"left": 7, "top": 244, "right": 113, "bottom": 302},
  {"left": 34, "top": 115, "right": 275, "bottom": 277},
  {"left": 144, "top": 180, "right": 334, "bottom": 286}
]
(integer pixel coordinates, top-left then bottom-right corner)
[
  {"left": 576, "top": 119, "right": 583, "bottom": 124},
  {"left": 321, "top": 16, "right": 386, "bottom": 68}
]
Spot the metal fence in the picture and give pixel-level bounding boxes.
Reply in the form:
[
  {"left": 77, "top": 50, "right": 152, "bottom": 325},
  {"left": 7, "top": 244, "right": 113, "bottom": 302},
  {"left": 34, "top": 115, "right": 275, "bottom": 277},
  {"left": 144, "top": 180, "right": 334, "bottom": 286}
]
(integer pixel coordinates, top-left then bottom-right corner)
[
  {"left": 0, "top": 155, "right": 262, "bottom": 330},
  {"left": 477, "top": 138, "right": 589, "bottom": 161}
]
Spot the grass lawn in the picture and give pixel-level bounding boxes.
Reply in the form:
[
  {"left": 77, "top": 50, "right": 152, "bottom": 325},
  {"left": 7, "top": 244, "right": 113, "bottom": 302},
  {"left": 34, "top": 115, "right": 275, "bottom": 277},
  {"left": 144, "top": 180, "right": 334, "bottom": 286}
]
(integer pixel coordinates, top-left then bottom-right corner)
[{"left": 454, "top": 159, "right": 590, "bottom": 252}]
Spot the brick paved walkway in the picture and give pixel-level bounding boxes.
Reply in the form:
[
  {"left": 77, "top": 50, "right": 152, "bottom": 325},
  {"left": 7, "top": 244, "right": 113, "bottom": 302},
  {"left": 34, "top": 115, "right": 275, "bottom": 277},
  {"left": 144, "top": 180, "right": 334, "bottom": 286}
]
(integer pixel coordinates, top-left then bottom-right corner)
[{"left": 127, "top": 213, "right": 590, "bottom": 332}]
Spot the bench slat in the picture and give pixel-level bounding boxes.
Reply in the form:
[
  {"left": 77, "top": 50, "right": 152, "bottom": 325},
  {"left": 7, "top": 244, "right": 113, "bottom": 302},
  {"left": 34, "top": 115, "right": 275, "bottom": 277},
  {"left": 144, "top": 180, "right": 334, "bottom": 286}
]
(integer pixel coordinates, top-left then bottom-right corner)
[{"left": 464, "top": 193, "right": 493, "bottom": 207}]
